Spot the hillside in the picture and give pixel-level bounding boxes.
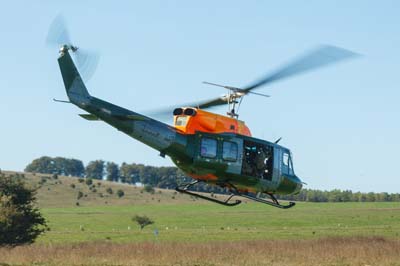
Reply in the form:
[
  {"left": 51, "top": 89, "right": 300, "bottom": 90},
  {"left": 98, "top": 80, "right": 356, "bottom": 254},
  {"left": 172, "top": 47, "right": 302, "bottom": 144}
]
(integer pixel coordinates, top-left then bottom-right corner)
[{"left": 2, "top": 171, "right": 202, "bottom": 208}]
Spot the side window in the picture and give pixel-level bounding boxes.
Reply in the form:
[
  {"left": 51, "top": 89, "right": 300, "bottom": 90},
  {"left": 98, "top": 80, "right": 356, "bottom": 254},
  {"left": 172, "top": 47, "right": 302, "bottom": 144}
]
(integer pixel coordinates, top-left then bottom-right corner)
[
  {"left": 200, "top": 137, "right": 217, "bottom": 158},
  {"left": 223, "top": 141, "right": 238, "bottom": 161}
]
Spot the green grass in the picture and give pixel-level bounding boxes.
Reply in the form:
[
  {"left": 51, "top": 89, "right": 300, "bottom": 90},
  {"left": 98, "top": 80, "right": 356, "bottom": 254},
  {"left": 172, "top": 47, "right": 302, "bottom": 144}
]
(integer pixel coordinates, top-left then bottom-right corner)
[
  {"left": 39, "top": 201, "right": 400, "bottom": 243},
  {"left": 5, "top": 171, "right": 400, "bottom": 244}
]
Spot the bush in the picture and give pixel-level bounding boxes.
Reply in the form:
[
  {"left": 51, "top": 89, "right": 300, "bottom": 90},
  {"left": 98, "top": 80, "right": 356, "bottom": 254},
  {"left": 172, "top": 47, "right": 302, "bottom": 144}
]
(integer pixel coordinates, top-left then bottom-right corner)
[
  {"left": 78, "top": 178, "right": 84, "bottom": 183},
  {"left": 85, "top": 178, "right": 93, "bottom": 186},
  {"left": 77, "top": 191, "right": 83, "bottom": 200},
  {"left": 38, "top": 177, "right": 47, "bottom": 185},
  {"left": 143, "top": 185, "right": 155, "bottom": 194},
  {"left": 132, "top": 215, "right": 154, "bottom": 230},
  {"left": 0, "top": 174, "right": 48, "bottom": 246},
  {"left": 52, "top": 174, "right": 58, "bottom": 180},
  {"left": 70, "top": 184, "right": 76, "bottom": 189},
  {"left": 106, "top": 187, "right": 113, "bottom": 195},
  {"left": 116, "top": 189, "right": 124, "bottom": 198}
]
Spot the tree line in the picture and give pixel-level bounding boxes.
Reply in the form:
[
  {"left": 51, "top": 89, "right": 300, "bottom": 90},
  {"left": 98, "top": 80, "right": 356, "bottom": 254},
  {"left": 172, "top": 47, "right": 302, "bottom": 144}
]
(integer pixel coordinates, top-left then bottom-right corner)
[
  {"left": 278, "top": 188, "right": 400, "bottom": 203},
  {"left": 24, "top": 156, "right": 400, "bottom": 202}
]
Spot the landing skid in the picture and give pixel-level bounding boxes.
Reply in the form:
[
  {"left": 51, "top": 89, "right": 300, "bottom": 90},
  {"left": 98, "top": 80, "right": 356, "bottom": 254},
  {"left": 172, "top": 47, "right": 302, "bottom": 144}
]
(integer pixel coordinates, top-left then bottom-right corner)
[
  {"left": 176, "top": 180, "right": 241, "bottom": 206},
  {"left": 175, "top": 181, "right": 295, "bottom": 209},
  {"left": 239, "top": 193, "right": 295, "bottom": 209}
]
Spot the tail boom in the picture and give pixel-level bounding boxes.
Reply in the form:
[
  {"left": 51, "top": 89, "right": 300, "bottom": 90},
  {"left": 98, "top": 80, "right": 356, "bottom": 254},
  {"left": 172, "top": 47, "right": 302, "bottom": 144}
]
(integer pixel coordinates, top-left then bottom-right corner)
[{"left": 57, "top": 47, "right": 188, "bottom": 160}]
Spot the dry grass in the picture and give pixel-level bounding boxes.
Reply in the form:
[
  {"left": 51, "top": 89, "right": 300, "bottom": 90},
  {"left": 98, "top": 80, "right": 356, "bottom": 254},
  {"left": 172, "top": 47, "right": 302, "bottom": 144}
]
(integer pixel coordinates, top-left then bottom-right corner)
[
  {"left": 1, "top": 237, "right": 399, "bottom": 266},
  {"left": 3, "top": 171, "right": 200, "bottom": 208}
]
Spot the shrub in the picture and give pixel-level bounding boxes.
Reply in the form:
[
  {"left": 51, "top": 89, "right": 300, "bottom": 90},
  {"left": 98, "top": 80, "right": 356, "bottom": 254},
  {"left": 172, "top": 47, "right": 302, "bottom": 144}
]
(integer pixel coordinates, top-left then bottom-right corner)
[
  {"left": 78, "top": 178, "right": 84, "bottom": 183},
  {"left": 117, "top": 189, "right": 124, "bottom": 198},
  {"left": 70, "top": 184, "right": 76, "bottom": 189},
  {"left": 77, "top": 191, "right": 83, "bottom": 200},
  {"left": 106, "top": 187, "right": 113, "bottom": 195},
  {"left": 85, "top": 178, "right": 93, "bottom": 186},
  {"left": 38, "top": 177, "right": 47, "bottom": 185},
  {"left": 0, "top": 174, "right": 48, "bottom": 246},
  {"left": 132, "top": 215, "right": 154, "bottom": 230},
  {"left": 143, "top": 185, "right": 155, "bottom": 194},
  {"left": 52, "top": 174, "right": 58, "bottom": 180}
]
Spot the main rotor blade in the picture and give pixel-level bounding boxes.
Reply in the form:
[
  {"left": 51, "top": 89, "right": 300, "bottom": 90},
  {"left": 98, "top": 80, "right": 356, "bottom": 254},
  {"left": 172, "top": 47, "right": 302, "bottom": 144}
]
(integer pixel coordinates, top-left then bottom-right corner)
[
  {"left": 145, "top": 96, "right": 228, "bottom": 119},
  {"left": 247, "top": 91, "right": 270, "bottom": 98},
  {"left": 147, "top": 45, "right": 359, "bottom": 116},
  {"left": 243, "top": 45, "right": 359, "bottom": 92}
]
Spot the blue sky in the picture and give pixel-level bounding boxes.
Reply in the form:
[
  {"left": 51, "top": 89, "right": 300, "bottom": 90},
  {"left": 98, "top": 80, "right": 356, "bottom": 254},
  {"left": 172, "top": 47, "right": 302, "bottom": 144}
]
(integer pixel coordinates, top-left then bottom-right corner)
[{"left": 1, "top": 1, "right": 399, "bottom": 192}]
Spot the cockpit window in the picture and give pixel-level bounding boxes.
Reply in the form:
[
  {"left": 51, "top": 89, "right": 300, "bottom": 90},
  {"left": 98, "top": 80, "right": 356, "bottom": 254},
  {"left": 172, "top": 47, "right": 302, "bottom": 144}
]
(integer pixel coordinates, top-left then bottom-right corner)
[
  {"left": 175, "top": 116, "right": 188, "bottom": 126},
  {"left": 283, "top": 152, "right": 289, "bottom": 166},
  {"left": 283, "top": 151, "right": 295, "bottom": 175},
  {"left": 200, "top": 137, "right": 217, "bottom": 158},
  {"left": 289, "top": 153, "right": 295, "bottom": 175}
]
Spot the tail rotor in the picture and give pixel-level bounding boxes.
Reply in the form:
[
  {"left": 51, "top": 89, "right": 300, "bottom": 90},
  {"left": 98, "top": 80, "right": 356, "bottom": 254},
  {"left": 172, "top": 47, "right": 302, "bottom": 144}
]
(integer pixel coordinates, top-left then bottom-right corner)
[{"left": 46, "top": 14, "right": 100, "bottom": 82}]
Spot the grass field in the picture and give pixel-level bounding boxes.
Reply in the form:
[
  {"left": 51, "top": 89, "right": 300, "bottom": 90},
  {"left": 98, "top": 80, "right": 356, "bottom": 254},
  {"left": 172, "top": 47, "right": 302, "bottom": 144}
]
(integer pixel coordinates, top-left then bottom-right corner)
[
  {"left": 39, "top": 202, "right": 400, "bottom": 243},
  {"left": 1, "top": 171, "right": 400, "bottom": 265}
]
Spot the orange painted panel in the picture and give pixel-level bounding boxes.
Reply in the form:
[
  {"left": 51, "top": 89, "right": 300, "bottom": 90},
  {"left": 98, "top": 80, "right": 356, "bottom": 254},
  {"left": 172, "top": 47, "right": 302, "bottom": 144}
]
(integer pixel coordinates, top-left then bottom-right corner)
[{"left": 174, "top": 108, "right": 252, "bottom": 136}]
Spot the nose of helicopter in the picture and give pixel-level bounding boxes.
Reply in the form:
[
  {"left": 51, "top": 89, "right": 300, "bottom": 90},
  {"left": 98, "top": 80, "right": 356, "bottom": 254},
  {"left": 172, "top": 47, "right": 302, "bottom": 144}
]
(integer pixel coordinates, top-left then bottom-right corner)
[
  {"left": 293, "top": 177, "right": 303, "bottom": 194},
  {"left": 276, "top": 174, "right": 304, "bottom": 195}
]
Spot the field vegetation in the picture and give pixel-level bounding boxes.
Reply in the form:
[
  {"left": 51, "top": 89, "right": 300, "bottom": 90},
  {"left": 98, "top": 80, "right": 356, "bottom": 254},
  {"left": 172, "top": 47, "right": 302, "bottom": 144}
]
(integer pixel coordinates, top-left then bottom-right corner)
[
  {"left": 1, "top": 171, "right": 399, "bottom": 265},
  {"left": 1, "top": 237, "right": 400, "bottom": 266}
]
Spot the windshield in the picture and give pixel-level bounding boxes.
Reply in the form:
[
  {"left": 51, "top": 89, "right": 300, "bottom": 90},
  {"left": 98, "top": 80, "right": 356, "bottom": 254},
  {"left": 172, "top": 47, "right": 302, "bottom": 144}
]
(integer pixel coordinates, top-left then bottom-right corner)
[
  {"left": 289, "top": 152, "right": 295, "bottom": 175},
  {"left": 282, "top": 150, "right": 295, "bottom": 175}
]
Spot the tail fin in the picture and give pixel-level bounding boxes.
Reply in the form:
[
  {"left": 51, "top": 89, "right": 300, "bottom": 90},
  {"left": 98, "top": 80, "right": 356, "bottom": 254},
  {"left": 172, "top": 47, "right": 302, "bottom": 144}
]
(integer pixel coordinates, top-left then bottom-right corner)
[{"left": 57, "top": 48, "right": 91, "bottom": 105}]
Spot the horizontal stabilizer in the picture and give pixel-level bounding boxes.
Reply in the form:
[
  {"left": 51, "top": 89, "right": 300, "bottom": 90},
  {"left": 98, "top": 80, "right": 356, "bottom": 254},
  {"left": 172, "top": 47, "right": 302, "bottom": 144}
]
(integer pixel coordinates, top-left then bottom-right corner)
[{"left": 79, "top": 114, "right": 99, "bottom": 121}]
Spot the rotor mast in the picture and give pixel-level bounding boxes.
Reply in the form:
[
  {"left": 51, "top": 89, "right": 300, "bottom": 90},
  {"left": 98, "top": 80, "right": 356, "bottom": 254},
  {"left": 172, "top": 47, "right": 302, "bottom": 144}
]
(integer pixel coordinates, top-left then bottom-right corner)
[{"left": 203, "top": 81, "right": 269, "bottom": 119}]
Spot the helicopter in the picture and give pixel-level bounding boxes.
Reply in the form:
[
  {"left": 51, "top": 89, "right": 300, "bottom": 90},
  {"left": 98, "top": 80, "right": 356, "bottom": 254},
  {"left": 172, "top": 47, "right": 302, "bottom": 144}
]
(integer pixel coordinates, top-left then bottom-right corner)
[{"left": 48, "top": 16, "right": 357, "bottom": 209}]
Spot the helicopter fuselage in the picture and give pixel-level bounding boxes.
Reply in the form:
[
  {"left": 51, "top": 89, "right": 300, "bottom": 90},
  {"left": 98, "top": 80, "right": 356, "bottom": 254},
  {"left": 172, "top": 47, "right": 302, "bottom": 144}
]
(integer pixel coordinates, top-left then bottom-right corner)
[{"left": 57, "top": 47, "right": 302, "bottom": 201}]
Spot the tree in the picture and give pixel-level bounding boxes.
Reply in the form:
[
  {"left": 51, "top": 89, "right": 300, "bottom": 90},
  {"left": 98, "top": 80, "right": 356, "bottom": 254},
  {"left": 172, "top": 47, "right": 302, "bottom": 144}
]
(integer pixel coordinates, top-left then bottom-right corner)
[
  {"left": 25, "top": 156, "right": 85, "bottom": 177},
  {"left": 120, "top": 162, "right": 141, "bottom": 183},
  {"left": 116, "top": 189, "right": 124, "bottom": 198},
  {"left": 106, "top": 162, "right": 119, "bottom": 182},
  {"left": 132, "top": 215, "right": 154, "bottom": 229},
  {"left": 0, "top": 174, "right": 48, "bottom": 246},
  {"left": 24, "top": 156, "right": 55, "bottom": 174},
  {"left": 85, "top": 160, "right": 104, "bottom": 180}
]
